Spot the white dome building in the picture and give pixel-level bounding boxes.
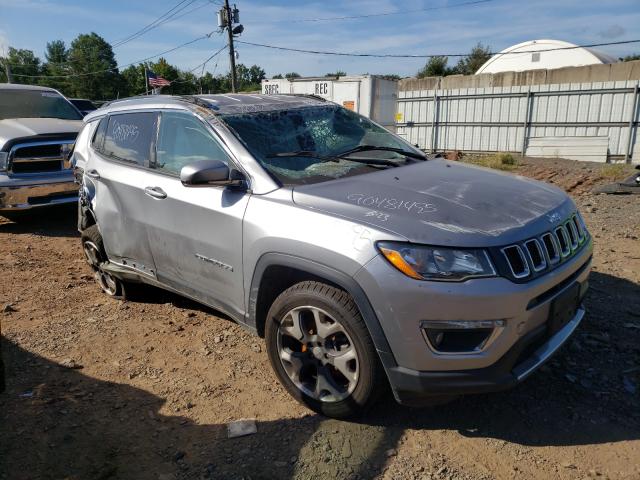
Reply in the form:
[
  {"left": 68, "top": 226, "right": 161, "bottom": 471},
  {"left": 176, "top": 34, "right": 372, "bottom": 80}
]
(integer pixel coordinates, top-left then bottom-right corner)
[{"left": 476, "top": 39, "right": 617, "bottom": 74}]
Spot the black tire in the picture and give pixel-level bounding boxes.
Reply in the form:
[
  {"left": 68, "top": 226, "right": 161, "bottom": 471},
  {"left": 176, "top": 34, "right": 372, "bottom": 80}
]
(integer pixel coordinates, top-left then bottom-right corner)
[
  {"left": 80, "top": 224, "right": 127, "bottom": 300},
  {"left": 80, "top": 224, "right": 105, "bottom": 265},
  {"left": 265, "top": 281, "right": 386, "bottom": 418}
]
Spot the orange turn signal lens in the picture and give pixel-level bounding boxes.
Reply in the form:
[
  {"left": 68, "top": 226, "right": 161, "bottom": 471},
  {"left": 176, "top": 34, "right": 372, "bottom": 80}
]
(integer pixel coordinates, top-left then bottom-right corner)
[{"left": 379, "top": 247, "right": 423, "bottom": 280}]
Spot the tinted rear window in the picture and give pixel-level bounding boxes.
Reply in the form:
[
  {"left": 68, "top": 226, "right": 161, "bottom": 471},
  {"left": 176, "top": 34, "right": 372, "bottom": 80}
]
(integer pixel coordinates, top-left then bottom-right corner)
[
  {"left": 92, "top": 117, "right": 108, "bottom": 150},
  {"left": 103, "top": 112, "right": 158, "bottom": 166},
  {"left": 71, "top": 99, "right": 97, "bottom": 111}
]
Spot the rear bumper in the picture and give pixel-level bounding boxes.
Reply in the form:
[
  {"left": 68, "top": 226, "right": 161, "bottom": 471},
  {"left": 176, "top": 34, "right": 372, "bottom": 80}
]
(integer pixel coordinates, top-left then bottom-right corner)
[
  {"left": 0, "top": 173, "right": 78, "bottom": 211},
  {"left": 388, "top": 306, "right": 584, "bottom": 405}
]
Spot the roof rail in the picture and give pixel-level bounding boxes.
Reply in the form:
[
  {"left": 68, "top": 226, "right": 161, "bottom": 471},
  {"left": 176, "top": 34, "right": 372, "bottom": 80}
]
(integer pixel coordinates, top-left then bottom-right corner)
[{"left": 280, "top": 93, "right": 328, "bottom": 102}]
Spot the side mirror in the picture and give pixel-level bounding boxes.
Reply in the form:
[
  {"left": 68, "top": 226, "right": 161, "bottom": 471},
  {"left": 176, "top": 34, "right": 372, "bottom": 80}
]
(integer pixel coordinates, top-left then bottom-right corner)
[{"left": 180, "top": 160, "right": 245, "bottom": 188}]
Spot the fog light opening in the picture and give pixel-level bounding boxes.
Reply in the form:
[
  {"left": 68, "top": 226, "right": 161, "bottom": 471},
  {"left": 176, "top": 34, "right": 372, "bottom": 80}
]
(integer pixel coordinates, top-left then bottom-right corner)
[{"left": 421, "top": 320, "right": 504, "bottom": 354}]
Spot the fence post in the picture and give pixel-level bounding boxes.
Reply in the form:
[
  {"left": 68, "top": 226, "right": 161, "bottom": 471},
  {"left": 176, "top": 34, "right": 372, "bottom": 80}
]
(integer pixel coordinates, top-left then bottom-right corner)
[
  {"left": 521, "top": 90, "right": 532, "bottom": 156},
  {"left": 431, "top": 92, "right": 439, "bottom": 153},
  {"left": 625, "top": 82, "right": 639, "bottom": 163}
]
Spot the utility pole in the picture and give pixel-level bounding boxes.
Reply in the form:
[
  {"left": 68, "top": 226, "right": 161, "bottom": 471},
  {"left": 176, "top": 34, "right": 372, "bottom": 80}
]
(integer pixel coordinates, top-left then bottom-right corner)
[{"left": 220, "top": 0, "right": 242, "bottom": 93}]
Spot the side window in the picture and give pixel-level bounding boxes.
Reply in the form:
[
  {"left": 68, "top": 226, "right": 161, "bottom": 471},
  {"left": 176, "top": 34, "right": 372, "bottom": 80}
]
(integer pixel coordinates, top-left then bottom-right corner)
[
  {"left": 155, "top": 111, "right": 229, "bottom": 176},
  {"left": 91, "top": 117, "right": 108, "bottom": 150},
  {"left": 103, "top": 112, "right": 158, "bottom": 166}
]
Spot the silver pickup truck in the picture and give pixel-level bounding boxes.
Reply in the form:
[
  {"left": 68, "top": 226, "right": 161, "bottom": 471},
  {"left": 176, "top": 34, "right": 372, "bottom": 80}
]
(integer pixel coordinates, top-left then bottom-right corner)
[{"left": 0, "top": 84, "right": 83, "bottom": 216}]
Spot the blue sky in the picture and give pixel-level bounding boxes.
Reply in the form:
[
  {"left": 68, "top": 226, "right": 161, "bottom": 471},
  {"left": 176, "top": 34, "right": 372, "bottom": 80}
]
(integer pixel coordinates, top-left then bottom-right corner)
[{"left": 1, "top": 0, "right": 639, "bottom": 77}]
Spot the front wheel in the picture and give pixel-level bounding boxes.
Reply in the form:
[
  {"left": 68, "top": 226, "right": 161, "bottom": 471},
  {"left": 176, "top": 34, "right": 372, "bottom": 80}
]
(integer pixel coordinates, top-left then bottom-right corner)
[{"left": 265, "top": 281, "right": 386, "bottom": 418}]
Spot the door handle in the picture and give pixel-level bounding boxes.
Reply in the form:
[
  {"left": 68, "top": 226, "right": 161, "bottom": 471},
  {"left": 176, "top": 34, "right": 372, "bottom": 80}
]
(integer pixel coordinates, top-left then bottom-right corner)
[
  {"left": 85, "top": 169, "right": 100, "bottom": 179},
  {"left": 144, "top": 186, "right": 167, "bottom": 199}
]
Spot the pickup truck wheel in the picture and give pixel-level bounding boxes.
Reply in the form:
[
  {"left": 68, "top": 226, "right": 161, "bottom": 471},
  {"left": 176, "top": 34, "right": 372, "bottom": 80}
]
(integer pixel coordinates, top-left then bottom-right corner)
[
  {"left": 265, "top": 281, "right": 385, "bottom": 418},
  {"left": 81, "top": 224, "right": 126, "bottom": 299}
]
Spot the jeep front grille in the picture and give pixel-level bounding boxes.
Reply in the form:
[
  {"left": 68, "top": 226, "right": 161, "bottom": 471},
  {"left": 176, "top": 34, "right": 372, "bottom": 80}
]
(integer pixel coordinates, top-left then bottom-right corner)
[
  {"left": 500, "top": 214, "right": 588, "bottom": 281},
  {"left": 501, "top": 245, "right": 530, "bottom": 278},
  {"left": 8, "top": 140, "right": 74, "bottom": 175}
]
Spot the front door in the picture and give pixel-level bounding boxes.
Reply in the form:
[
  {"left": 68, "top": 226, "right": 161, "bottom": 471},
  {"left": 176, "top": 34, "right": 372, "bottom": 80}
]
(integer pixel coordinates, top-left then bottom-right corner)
[{"left": 140, "top": 110, "right": 250, "bottom": 319}]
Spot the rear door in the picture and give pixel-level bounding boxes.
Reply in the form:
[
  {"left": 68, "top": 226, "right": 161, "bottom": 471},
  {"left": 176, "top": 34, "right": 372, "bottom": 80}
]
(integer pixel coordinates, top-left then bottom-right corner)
[
  {"left": 89, "top": 111, "right": 159, "bottom": 277},
  {"left": 140, "top": 110, "right": 250, "bottom": 319}
]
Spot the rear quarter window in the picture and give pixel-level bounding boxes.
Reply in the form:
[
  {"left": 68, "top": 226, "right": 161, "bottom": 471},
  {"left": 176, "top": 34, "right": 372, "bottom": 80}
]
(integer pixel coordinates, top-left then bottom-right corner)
[
  {"left": 91, "top": 117, "right": 108, "bottom": 150},
  {"left": 102, "top": 112, "right": 158, "bottom": 166}
]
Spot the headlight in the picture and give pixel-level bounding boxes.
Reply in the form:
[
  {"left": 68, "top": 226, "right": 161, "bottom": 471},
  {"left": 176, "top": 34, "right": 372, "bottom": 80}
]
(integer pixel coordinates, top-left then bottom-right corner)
[{"left": 377, "top": 242, "right": 496, "bottom": 281}]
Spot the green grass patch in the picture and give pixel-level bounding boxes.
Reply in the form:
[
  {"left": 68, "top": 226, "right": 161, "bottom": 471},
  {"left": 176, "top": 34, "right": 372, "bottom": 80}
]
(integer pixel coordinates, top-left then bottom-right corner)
[
  {"left": 464, "top": 153, "right": 519, "bottom": 171},
  {"left": 600, "top": 163, "right": 634, "bottom": 181}
]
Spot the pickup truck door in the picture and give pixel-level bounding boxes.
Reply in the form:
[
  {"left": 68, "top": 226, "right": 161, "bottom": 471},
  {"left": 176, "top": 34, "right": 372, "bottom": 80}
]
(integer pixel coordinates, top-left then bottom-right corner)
[
  {"left": 88, "top": 112, "right": 159, "bottom": 277},
  {"left": 140, "top": 110, "right": 250, "bottom": 320}
]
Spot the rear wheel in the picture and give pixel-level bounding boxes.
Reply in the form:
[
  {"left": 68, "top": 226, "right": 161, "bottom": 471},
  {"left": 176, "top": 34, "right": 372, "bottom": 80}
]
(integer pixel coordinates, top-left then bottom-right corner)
[
  {"left": 81, "top": 224, "right": 127, "bottom": 299},
  {"left": 265, "top": 281, "right": 386, "bottom": 418}
]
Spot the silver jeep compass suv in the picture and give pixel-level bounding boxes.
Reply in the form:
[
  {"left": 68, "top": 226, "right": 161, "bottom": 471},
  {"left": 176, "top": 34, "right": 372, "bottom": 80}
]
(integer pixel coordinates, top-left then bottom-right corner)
[{"left": 74, "top": 94, "right": 592, "bottom": 418}]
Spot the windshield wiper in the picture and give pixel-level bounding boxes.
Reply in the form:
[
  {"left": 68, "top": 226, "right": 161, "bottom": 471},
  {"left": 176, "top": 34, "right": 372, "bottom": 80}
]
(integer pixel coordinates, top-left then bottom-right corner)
[
  {"left": 324, "top": 156, "right": 400, "bottom": 168},
  {"left": 333, "top": 145, "right": 427, "bottom": 161},
  {"left": 266, "top": 150, "right": 396, "bottom": 168},
  {"left": 266, "top": 150, "right": 321, "bottom": 158}
]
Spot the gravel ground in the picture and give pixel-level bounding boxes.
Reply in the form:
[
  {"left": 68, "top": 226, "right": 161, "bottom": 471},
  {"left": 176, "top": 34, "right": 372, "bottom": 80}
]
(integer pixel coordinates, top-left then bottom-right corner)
[{"left": 1, "top": 157, "right": 639, "bottom": 480}]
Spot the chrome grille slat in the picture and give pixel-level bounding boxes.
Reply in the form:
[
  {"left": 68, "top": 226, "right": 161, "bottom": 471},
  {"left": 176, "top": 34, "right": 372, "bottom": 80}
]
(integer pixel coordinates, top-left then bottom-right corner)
[
  {"left": 572, "top": 214, "right": 585, "bottom": 242},
  {"left": 541, "top": 233, "right": 560, "bottom": 264},
  {"left": 554, "top": 226, "right": 571, "bottom": 257},
  {"left": 524, "top": 239, "right": 547, "bottom": 272},
  {"left": 501, "top": 212, "right": 588, "bottom": 280},
  {"left": 566, "top": 220, "right": 579, "bottom": 249},
  {"left": 501, "top": 245, "right": 530, "bottom": 278}
]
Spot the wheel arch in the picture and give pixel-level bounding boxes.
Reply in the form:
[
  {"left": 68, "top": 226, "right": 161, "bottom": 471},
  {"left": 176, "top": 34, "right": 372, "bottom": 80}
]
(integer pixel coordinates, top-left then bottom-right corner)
[{"left": 247, "top": 253, "right": 396, "bottom": 368}]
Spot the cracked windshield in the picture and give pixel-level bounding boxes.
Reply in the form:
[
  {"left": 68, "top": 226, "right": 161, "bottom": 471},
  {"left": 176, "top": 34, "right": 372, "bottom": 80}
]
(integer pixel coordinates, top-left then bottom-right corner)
[{"left": 221, "top": 104, "right": 422, "bottom": 184}]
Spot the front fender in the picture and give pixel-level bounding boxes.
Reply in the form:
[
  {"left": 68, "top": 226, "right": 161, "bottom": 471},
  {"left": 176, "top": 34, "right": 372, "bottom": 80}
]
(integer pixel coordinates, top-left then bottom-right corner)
[{"left": 246, "top": 252, "right": 397, "bottom": 370}]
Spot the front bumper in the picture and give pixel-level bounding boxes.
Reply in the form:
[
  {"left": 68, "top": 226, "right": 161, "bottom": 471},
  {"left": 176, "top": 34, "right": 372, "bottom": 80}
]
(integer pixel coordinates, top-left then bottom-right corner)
[
  {"left": 354, "top": 239, "right": 592, "bottom": 402},
  {"left": 387, "top": 306, "right": 584, "bottom": 405},
  {"left": 0, "top": 173, "right": 78, "bottom": 211}
]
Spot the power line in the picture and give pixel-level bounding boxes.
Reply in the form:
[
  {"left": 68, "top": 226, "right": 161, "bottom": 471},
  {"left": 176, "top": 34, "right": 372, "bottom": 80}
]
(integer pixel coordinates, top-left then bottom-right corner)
[
  {"left": 169, "top": 43, "right": 228, "bottom": 84},
  {"left": 256, "top": 0, "right": 494, "bottom": 23},
  {"left": 10, "top": 32, "right": 216, "bottom": 79},
  {"left": 112, "top": 0, "right": 198, "bottom": 48},
  {"left": 235, "top": 38, "right": 640, "bottom": 59},
  {"left": 5, "top": 2, "right": 217, "bottom": 70},
  {"left": 188, "top": 44, "right": 228, "bottom": 74}
]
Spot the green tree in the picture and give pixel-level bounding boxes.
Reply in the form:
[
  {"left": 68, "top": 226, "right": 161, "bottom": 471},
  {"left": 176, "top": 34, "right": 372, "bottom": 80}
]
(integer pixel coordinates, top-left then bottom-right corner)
[
  {"left": 0, "top": 47, "right": 42, "bottom": 84},
  {"left": 284, "top": 72, "right": 301, "bottom": 79},
  {"left": 325, "top": 70, "right": 346, "bottom": 77},
  {"left": 620, "top": 54, "right": 640, "bottom": 62},
  {"left": 417, "top": 56, "right": 449, "bottom": 78},
  {"left": 67, "top": 32, "right": 121, "bottom": 100},
  {"left": 120, "top": 64, "right": 148, "bottom": 96},
  {"left": 454, "top": 43, "right": 492, "bottom": 75},
  {"left": 271, "top": 73, "right": 283, "bottom": 79},
  {"left": 199, "top": 72, "right": 227, "bottom": 93},
  {"left": 42, "top": 40, "right": 70, "bottom": 94},
  {"left": 233, "top": 63, "right": 265, "bottom": 91}
]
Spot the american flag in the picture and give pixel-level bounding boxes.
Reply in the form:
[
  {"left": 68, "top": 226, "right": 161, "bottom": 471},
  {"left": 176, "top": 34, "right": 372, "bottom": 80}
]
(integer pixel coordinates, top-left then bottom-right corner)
[{"left": 147, "top": 70, "right": 171, "bottom": 88}]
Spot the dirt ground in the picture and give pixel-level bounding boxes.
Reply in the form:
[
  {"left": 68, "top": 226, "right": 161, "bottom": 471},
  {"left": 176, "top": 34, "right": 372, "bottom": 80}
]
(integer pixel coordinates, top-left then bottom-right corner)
[{"left": 1, "top": 157, "right": 639, "bottom": 480}]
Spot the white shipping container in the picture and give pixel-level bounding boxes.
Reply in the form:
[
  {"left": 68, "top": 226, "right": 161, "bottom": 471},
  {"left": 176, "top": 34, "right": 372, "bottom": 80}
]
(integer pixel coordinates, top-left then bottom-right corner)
[{"left": 261, "top": 75, "right": 398, "bottom": 131}]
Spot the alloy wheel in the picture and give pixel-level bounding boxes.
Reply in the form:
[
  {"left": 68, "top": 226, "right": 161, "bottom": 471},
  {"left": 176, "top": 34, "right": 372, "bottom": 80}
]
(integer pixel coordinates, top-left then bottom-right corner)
[{"left": 276, "top": 306, "right": 359, "bottom": 402}]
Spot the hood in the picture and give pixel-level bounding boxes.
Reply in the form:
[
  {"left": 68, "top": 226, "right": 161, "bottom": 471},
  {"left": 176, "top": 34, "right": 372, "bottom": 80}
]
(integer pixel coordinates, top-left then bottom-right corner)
[
  {"left": 0, "top": 118, "right": 83, "bottom": 149},
  {"left": 292, "top": 159, "right": 575, "bottom": 247}
]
